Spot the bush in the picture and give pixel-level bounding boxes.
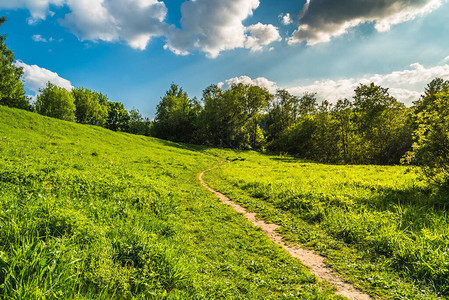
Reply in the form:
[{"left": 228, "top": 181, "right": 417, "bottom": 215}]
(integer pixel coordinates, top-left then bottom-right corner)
[
  {"left": 406, "top": 90, "right": 449, "bottom": 185},
  {"left": 36, "top": 82, "right": 75, "bottom": 121}
]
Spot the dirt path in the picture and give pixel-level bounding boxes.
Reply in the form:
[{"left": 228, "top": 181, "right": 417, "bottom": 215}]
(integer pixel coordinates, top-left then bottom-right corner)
[{"left": 199, "top": 162, "right": 373, "bottom": 300}]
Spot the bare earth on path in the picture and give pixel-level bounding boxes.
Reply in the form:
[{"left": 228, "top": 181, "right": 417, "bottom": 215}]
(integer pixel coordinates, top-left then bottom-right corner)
[{"left": 199, "top": 162, "right": 374, "bottom": 300}]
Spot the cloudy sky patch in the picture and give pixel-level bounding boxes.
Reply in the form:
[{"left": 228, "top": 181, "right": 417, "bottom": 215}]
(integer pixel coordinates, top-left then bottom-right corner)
[
  {"left": 15, "top": 61, "right": 73, "bottom": 96},
  {"left": 219, "top": 62, "right": 449, "bottom": 106},
  {"left": 289, "top": 0, "right": 443, "bottom": 45},
  {"left": 1, "top": 0, "right": 448, "bottom": 117}
]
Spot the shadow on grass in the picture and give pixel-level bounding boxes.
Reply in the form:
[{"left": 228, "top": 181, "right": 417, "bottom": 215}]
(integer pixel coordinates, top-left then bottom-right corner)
[{"left": 357, "top": 183, "right": 448, "bottom": 213}]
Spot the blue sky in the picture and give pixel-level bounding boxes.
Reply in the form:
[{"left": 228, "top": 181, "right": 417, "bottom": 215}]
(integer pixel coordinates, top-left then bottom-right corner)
[{"left": 1, "top": 0, "right": 449, "bottom": 118}]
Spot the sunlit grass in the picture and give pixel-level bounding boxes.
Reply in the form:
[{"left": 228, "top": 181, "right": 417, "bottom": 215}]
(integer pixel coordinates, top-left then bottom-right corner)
[
  {"left": 0, "top": 106, "right": 341, "bottom": 299},
  {"left": 204, "top": 149, "right": 448, "bottom": 299}
]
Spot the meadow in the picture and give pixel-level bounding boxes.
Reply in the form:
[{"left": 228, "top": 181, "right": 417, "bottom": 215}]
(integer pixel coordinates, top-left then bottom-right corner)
[
  {"left": 203, "top": 150, "right": 449, "bottom": 299},
  {"left": 2, "top": 105, "right": 448, "bottom": 300},
  {"left": 0, "top": 106, "right": 342, "bottom": 299}
]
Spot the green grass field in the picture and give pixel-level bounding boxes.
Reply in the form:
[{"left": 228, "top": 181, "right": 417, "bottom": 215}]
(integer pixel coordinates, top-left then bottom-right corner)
[
  {"left": 0, "top": 106, "right": 343, "bottom": 299},
  {"left": 203, "top": 150, "right": 449, "bottom": 299},
  {"left": 2, "top": 105, "right": 448, "bottom": 299}
]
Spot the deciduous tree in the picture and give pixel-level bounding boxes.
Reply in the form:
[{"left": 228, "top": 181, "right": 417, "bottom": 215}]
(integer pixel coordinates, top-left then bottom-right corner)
[
  {"left": 105, "top": 101, "right": 130, "bottom": 132},
  {"left": 298, "top": 92, "right": 317, "bottom": 117},
  {"left": 266, "top": 89, "right": 300, "bottom": 143},
  {"left": 407, "top": 89, "right": 449, "bottom": 185},
  {"left": 35, "top": 82, "right": 75, "bottom": 121},
  {"left": 353, "top": 83, "right": 407, "bottom": 164},
  {"left": 72, "top": 87, "right": 108, "bottom": 126},
  {"left": 152, "top": 84, "right": 200, "bottom": 142},
  {"left": 199, "top": 83, "right": 272, "bottom": 149},
  {"left": 128, "top": 108, "right": 151, "bottom": 136}
]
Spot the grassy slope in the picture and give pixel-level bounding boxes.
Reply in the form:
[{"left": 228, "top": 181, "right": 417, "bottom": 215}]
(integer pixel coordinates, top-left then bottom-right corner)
[
  {"left": 203, "top": 149, "right": 449, "bottom": 299},
  {"left": 0, "top": 106, "right": 342, "bottom": 299}
]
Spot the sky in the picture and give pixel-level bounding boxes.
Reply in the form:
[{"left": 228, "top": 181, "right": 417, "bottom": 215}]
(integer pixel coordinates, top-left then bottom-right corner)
[{"left": 1, "top": 0, "right": 449, "bottom": 118}]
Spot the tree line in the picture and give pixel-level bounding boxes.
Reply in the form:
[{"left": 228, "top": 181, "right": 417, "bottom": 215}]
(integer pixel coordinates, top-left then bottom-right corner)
[
  {"left": 35, "top": 83, "right": 152, "bottom": 135},
  {"left": 152, "top": 82, "right": 411, "bottom": 165},
  {"left": 2, "top": 17, "right": 449, "bottom": 185},
  {"left": 151, "top": 80, "right": 449, "bottom": 186}
]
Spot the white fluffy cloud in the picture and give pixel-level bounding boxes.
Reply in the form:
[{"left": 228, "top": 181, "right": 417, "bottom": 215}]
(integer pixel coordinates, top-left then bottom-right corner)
[
  {"left": 61, "top": 0, "right": 168, "bottom": 50},
  {"left": 245, "top": 23, "right": 281, "bottom": 52},
  {"left": 4, "top": 0, "right": 281, "bottom": 56},
  {"left": 14, "top": 61, "right": 73, "bottom": 98},
  {"left": 220, "top": 63, "right": 449, "bottom": 106},
  {"left": 1, "top": 0, "right": 168, "bottom": 50},
  {"left": 218, "top": 76, "right": 278, "bottom": 93},
  {"left": 286, "top": 63, "right": 449, "bottom": 105},
  {"left": 0, "top": 0, "right": 63, "bottom": 23},
  {"left": 289, "top": 0, "right": 442, "bottom": 45},
  {"left": 280, "top": 13, "right": 293, "bottom": 25},
  {"left": 166, "top": 0, "right": 260, "bottom": 58},
  {"left": 165, "top": 0, "right": 278, "bottom": 58}
]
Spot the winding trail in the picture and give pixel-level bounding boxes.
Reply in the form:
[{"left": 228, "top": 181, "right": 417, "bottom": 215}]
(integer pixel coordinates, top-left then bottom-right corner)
[{"left": 199, "top": 162, "right": 373, "bottom": 300}]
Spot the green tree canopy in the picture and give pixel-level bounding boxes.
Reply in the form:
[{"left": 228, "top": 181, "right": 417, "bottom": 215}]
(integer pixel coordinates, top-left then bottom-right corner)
[
  {"left": 152, "top": 83, "right": 200, "bottom": 142},
  {"left": 128, "top": 108, "right": 151, "bottom": 136},
  {"left": 199, "top": 83, "right": 272, "bottom": 149},
  {"left": 353, "top": 83, "right": 408, "bottom": 164},
  {"left": 197, "top": 84, "right": 228, "bottom": 146},
  {"left": 407, "top": 90, "right": 449, "bottom": 185},
  {"left": 298, "top": 92, "right": 317, "bottom": 117},
  {"left": 0, "top": 17, "right": 30, "bottom": 110},
  {"left": 35, "top": 82, "right": 75, "bottom": 121},
  {"left": 105, "top": 101, "right": 130, "bottom": 132},
  {"left": 72, "top": 87, "right": 108, "bottom": 126},
  {"left": 415, "top": 78, "right": 449, "bottom": 112},
  {"left": 332, "top": 99, "right": 356, "bottom": 163},
  {"left": 266, "top": 89, "right": 300, "bottom": 142}
]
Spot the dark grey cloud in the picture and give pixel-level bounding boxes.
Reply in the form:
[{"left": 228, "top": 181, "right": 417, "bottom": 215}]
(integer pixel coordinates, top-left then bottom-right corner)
[{"left": 289, "top": 0, "right": 442, "bottom": 45}]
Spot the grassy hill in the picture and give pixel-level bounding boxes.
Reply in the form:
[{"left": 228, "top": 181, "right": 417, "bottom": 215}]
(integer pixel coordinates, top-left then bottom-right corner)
[{"left": 0, "top": 106, "right": 341, "bottom": 299}]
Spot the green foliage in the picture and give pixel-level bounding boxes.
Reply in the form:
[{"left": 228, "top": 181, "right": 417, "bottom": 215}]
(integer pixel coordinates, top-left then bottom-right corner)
[
  {"left": 0, "top": 106, "right": 338, "bottom": 299},
  {"left": 272, "top": 115, "right": 318, "bottom": 158},
  {"left": 35, "top": 82, "right": 76, "bottom": 121},
  {"left": 298, "top": 92, "right": 317, "bottom": 117},
  {"left": 128, "top": 108, "right": 151, "bottom": 136},
  {"left": 199, "top": 83, "right": 272, "bottom": 149},
  {"left": 152, "top": 84, "right": 200, "bottom": 142},
  {"left": 268, "top": 83, "right": 412, "bottom": 165},
  {"left": 353, "top": 83, "right": 410, "bottom": 164},
  {"left": 312, "top": 101, "right": 341, "bottom": 163},
  {"left": 72, "top": 87, "right": 108, "bottom": 126},
  {"left": 204, "top": 150, "right": 449, "bottom": 299},
  {"left": 332, "top": 99, "right": 356, "bottom": 162},
  {"left": 407, "top": 90, "right": 449, "bottom": 185},
  {"left": 413, "top": 78, "right": 449, "bottom": 116},
  {"left": 0, "top": 17, "right": 30, "bottom": 111},
  {"left": 265, "top": 89, "right": 300, "bottom": 142},
  {"left": 197, "top": 84, "right": 231, "bottom": 147},
  {"left": 105, "top": 101, "right": 130, "bottom": 132}
]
